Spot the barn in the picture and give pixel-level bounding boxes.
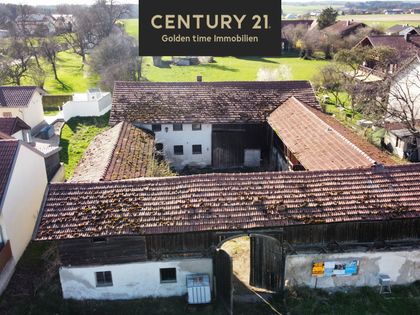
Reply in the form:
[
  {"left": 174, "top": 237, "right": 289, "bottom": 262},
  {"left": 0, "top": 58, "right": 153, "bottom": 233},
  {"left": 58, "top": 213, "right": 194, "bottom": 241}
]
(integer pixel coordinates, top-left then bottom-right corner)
[{"left": 35, "top": 164, "right": 420, "bottom": 310}]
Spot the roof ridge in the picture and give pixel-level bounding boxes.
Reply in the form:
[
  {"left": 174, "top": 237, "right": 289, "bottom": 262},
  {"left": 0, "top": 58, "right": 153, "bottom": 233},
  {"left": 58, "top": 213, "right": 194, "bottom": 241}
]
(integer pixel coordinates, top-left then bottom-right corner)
[{"left": 100, "top": 122, "right": 125, "bottom": 180}]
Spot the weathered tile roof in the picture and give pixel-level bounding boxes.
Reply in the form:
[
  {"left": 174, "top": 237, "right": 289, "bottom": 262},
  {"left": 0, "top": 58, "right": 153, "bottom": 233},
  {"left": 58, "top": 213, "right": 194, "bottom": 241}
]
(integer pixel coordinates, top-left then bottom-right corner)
[
  {"left": 322, "top": 21, "right": 366, "bottom": 36},
  {"left": 0, "top": 139, "right": 18, "bottom": 203},
  {"left": 306, "top": 105, "right": 398, "bottom": 166},
  {"left": 0, "top": 86, "right": 41, "bottom": 108},
  {"left": 71, "top": 122, "right": 155, "bottom": 182},
  {"left": 268, "top": 97, "right": 375, "bottom": 170},
  {"left": 0, "top": 117, "right": 30, "bottom": 136},
  {"left": 36, "top": 163, "right": 420, "bottom": 240},
  {"left": 109, "top": 81, "right": 320, "bottom": 125}
]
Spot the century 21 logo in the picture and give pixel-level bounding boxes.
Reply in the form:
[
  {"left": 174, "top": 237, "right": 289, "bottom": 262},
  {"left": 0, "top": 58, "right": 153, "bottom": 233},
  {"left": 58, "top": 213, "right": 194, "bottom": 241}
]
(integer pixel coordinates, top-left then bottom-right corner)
[{"left": 150, "top": 14, "right": 270, "bottom": 30}]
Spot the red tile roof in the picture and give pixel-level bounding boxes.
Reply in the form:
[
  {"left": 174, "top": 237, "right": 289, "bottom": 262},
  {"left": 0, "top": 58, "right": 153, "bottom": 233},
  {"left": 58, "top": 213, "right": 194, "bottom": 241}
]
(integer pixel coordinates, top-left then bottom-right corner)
[
  {"left": 36, "top": 163, "right": 420, "bottom": 240},
  {"left": 0, "top": 139, "right": 18, "bottom": 203},
  {"left": 0, "top": 86, "right": 42, "bottom": 108},
  {"left": 110, "top": 81, "right": 320, "bottom": 125},
  {"left": 323, "top": 21, "right": 367, "bottom": 36},
  {"left": 358, "top": 35, "right": 420, "bottom": 61},
  {"left": 268, "top": 97, "right": 375, "bottom": 170},
  {"left": 71, "top": 122, "right": 155, "bottom": 182},
  {"left": 0, "top": 117, "right": 30, "bottom": 136}
]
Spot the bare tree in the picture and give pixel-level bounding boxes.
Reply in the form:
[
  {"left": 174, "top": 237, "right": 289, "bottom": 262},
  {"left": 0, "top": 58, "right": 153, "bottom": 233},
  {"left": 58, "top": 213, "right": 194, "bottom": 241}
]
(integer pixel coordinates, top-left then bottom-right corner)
[
  {"left": 90, "top": 33, "right": 141, "bottom": 91},
  {"left": 0, "top": 38, "right": 33, "bottom": 85},
  {"left": 91, "top": 0, "right": 129, "bottom": 40},
  {"left": 40, "top": 37, "right": 64, "bottom": 86}
]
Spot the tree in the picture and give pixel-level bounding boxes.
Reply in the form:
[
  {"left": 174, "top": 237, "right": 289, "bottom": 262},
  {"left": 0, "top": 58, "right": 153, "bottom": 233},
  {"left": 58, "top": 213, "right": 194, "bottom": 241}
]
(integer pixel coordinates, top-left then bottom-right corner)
[
  {"left": 40, "top": 37, "right": 64, "bottom": 86},
  {"left": 90, "top": 0, "right": 129, "bottom": 40},
  {"left": 317, "top": 7, "right": 338, "bottom": 30},
  {"left": 282, "top": 23, "right": 309, "bottom": 51},
  {"left": 0, "top": 38, "right": 33, "bottom": 85},
  {"left": 90, "top": 33, "right": 141, "bottom": 91}
]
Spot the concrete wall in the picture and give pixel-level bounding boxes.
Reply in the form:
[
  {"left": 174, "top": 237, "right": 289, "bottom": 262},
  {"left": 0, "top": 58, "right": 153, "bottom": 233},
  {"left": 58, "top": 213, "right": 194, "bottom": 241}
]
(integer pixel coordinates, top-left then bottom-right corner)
[
  {"left": 139, "top": 123, "right": 212, "bottom": 170},
  {"left": 1, "top": 143, "right": 47, "bottom": 261},
  {"left": 59, "top": 258, "right": 213, "bottom": 300},
  {"left": 285, "top": 250, "right": 420, "bottom": 289},
  {"left": 384, "top": 131, "right": 407, "bottom": 159},
  {"left": 63, "top": 93, "right": 112, "bottom": 121}
]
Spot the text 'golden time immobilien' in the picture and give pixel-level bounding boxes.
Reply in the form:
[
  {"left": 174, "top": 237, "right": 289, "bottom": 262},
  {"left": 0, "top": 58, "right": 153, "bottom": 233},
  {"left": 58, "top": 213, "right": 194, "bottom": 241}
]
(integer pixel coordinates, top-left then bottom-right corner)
[{"left": 151, "top": 14, "right": 270, "bottom": 43}]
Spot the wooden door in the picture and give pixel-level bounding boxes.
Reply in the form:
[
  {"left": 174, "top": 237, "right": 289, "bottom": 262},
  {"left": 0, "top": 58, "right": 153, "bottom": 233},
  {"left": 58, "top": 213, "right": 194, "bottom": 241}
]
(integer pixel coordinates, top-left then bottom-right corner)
[{"left": 214, "top": 249, "right": 233, "bottom": 315}]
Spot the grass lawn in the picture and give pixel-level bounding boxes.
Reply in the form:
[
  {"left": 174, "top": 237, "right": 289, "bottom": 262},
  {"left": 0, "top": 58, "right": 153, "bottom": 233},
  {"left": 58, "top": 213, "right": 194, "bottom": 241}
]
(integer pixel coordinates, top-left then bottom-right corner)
[
  {"left": 1, "top": 242, "right": 419, "bottom": 315},
  {"left": 142, "top": 56, "right": 329, "bottom": 82},
  {"left": 59, "top": 113, "right": 109, "bottom": 179},
  {"left": 282, "top": 4, "right": 342, "bottom": 15}
]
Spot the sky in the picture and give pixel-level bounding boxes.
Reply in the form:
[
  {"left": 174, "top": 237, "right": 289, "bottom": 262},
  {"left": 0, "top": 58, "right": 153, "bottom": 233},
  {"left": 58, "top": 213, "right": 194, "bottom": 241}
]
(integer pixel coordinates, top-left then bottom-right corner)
[{"left": 0, "top": 0, "right": 138, "bottom": 4}]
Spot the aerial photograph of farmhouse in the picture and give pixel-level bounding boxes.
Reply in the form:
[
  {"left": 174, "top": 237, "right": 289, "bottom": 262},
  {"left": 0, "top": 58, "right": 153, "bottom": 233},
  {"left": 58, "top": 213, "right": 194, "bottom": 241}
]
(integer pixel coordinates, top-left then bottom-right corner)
[{"left": 0, "top": 0, "right": 419, "bottom": 314}]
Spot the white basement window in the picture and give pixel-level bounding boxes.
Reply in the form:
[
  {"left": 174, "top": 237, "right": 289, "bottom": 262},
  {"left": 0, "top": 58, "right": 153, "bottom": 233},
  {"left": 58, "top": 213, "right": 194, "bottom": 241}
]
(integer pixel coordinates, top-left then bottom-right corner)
[
  {"left": 192, "top": 123, "right": 201, "bottom": 131},
  {"left": 173, "top": 124, "right": 183, "bottom": 131},
  {"left": 95, "top": 271, "right": 113, "bottom": 287},
  {"left": 160, "top": 268, "right": 177, "bottom": 283},
  {"left": 192, "top": 144, "right": 202, "bottom": 154}
]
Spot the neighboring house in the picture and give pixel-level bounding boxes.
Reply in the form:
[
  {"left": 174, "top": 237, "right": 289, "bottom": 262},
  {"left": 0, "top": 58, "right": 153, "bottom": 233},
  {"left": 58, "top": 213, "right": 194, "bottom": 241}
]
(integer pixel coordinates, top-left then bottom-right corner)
[
  {"left": 0, "top": 117, "right": 31, "bottom": 142},
  {"left": 0, "top": 86, "right": 46, "bottom": 132},
  {"left": 412, "top": 8, "right": 420, "bottom": 14},
  {"left": 110, "top": 81, "right": 393, "bottom": 171},
  {"left": 15, "top": 14, "right": 56, "bottom": 35},
  {"left": 356, "top": 35, "right": 420, "bottom": 75},
  {"left": 34, "top": 163, "right": 420, "bottom": 300},
  {"left": 383, "top": 120, "right": 420, "bottom": 160},
  {"left": 384, "top": 9, "right": 404, "bottom": 15},
  {"left": 52, "top": 14, "right": 73, "bottom": 33},
  {"left": 0, "top": 30, "right": 9, "bottom": 38},
  {"left": 0, "top": 138, "right": 48, "bottom": 294},
  {"left": 62, "top": 88, "right": 112, "bottom": 121},
  {"left": 71, "top": 122, "right": 156, "bottom": 182},
  {"left": 322, "top": 20, "right": 367, "bottom": 38},
  {"left": 281, "top": 19, "right": 314, "bottom": 51},
  {"left": 385, "top": 24, "right": 419, "bottom": 36}
]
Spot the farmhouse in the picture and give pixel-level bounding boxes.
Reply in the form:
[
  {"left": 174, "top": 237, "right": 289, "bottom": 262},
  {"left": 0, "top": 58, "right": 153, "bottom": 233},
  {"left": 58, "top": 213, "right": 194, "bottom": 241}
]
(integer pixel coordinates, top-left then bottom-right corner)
[
  {"left": 386, "top": 24, "right": 419, "bottom": 36},
  {"left": 322, "top": 20, "right": 367, "bottom": 38},
  {"left": 0, "top": 86, "right": 46, "bottom": 132},
  {"left": 110, "top": 81, "right": 392, "bottom": 171},
  {"left": 15, "top": 14, "right": 56, "bottom": 35},
  {"left": 0, "top": 138, "right": 48, "bottom": 294},
  {"left": 35, "top": 164, "right": 420, "bottom": 301},
  {"left": 356, "top": 35, "right": 420, "bottom": 75}
]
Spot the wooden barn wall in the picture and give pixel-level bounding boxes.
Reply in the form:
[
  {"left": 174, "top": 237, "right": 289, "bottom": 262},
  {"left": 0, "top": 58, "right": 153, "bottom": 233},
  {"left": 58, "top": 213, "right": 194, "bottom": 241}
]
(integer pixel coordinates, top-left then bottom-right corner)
[
  {"left": 212, "top": 123, "right": 270, "bottom": 168},
  {"left": 145, "top": 232, "right": 214, "bottom": 259},
  {"left": 282, "top": 219, "right": 420, "bottom": 245},
  {"left": 59, "top": 236, "right": 147, "bottom": 266}
]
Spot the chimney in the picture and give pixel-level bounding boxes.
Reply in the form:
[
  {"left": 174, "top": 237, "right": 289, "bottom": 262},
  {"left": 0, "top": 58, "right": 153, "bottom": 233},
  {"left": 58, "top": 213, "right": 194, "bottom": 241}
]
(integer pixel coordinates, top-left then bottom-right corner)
[
  {"left": 196, "top": 75, "right": 202, "bottom": 82},
  {"left": 346, "top": 20, "right": 350, "bottom": 26}
]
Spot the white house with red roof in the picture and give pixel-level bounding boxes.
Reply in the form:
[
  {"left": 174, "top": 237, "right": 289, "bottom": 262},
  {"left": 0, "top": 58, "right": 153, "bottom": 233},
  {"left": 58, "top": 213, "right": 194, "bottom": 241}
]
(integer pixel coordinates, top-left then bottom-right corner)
[
  {"left": 0, "top": 86, "right": 46, "bottom": 132},
  {"left": 0, "top": 138, "right": 47, "bottom": 294}
]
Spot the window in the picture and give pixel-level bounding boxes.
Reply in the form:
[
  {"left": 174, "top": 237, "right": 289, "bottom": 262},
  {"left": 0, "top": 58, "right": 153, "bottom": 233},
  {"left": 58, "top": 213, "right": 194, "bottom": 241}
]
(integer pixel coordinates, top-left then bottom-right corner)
[
  {"left": 152, "top": 124, "right": 161, "bottom": 132},
  {"left": 192, "top": 123, "right": 201, "bottom": 131},
  {"left": 160, "top": 268, "right": 177, "bottom": 283},
  {"left": 192, "top": 144, "right": 202, "bottom": 154},
  {"left": 91, "top": 237, "right": 107, "bottom": 243},
  {"left": 173, "top": 124, "right": 183, "bottom": 131},
  {"left": 2, "top": 112, "right": 12, "bottom": 118},
  {"left": 174, "top": 145, "right": 183, "bottom": 155},
  {"left": 96, "top": 271, "right": 113, "bottom": 287},
  {"left": 155, "top": 143, "right": 163, "bottom": 152}
]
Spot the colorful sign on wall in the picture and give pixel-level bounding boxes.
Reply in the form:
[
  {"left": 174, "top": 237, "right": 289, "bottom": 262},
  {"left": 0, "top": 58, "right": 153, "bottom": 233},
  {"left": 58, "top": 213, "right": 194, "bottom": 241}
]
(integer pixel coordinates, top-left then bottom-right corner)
[{"left": 312, "top": 260, "right": 359, "bottom": 277}]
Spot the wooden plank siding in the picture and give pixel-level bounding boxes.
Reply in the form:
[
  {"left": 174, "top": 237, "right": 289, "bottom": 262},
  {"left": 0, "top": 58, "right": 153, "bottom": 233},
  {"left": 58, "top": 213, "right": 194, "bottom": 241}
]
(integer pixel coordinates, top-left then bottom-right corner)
[{"left": 57, "top": 219, "right": 420, "bottom": 266}]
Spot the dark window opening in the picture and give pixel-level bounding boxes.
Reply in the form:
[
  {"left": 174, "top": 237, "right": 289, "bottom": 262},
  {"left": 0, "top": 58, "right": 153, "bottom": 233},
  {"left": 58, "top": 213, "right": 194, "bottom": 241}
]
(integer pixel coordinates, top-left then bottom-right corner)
[
  {"left": 96, "top": 271, "right": 113, "bottom": 287},
  {"left": 173, "top": 124, "right": 183, "bottom": 131},
  {"left": 155, "top": 143, "right": 163, "bottom": 152},
  {"left": 152, "top": 124, "right": 161, "bottom": 132},
  {"left": 192, "top": 144, "right": 202, "bottom": 154},
  {"left": 174, "top": 145, "right": 183, "bottom": 155},
  {"left": 192, "top": 123, "right": 201, "bottom": 131},
  {"left": 160, "top": 268, "right": 177, "bottom": 283},
  {"left": 92, "top": 237, "right": 107, "bottom": 243}
]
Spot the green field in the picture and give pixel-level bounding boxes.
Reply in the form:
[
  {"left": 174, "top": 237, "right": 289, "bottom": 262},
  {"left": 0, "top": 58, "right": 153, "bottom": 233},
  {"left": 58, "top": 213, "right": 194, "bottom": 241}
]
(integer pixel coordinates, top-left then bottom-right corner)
[
  {"left": 59, "top": 113, "right": 109, "bottom": 179},
  {"left": 282, "top": 3, "right": 342, "bottom": 15},
  {"left": 339, "top": 14, "right": 420, "bottom": 28},
  {"left": 142, "top": 56, "right": 329, "bottom": 82}
]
